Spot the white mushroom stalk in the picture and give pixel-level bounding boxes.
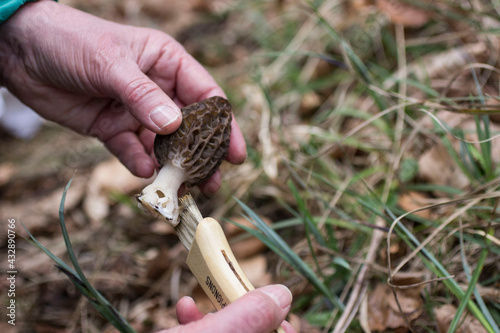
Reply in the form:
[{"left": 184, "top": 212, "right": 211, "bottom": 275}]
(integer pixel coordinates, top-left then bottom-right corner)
[
  {"left": 136, "top": 96, "right": 232, "bottom": 227},
  {"left": 136, "top": 164, "right": 186, "bottom": 225}
]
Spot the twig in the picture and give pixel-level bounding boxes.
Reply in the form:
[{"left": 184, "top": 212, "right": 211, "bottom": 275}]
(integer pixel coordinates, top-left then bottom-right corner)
[{"left": 331, "top": 217, "right": 385, "bottom": 333}]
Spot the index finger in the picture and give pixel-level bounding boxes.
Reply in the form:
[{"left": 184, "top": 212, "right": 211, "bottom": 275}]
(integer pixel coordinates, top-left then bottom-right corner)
[{"left": 142, "top": 35, "right": 224, "bottom": 105}]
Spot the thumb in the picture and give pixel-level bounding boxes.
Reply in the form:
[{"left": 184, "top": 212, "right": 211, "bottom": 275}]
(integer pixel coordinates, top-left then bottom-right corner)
[
  {"left": 108, "top": 62, "right": 182, "bottom": 134},
  {"left": 184, "top": 285, "right": 294, "bottom": 333}
]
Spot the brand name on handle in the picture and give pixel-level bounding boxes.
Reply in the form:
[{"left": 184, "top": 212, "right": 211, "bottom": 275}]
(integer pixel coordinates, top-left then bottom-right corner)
[{"left": 205, "top": 276, "right": 227, "bottom": 308}]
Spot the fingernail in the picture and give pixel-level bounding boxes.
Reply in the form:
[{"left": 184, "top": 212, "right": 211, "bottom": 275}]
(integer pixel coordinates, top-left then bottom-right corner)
[
  {"left": 150, "top": 105, "right": 180, "bottom": 129},
  {"left": 260, "top": 285, "right": 292, "bottom": 310},
  {"left": 183, "top": 296, "right": 195, "bottom": 304}
]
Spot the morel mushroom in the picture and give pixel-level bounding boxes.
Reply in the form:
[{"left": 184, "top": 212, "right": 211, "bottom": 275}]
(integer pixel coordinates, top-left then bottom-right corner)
[{"left": 137, "top": 96, "right": 232, "bottom": 226}]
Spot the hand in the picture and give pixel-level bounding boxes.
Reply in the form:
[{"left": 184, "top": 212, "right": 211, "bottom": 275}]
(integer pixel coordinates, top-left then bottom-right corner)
[
  {"left": 158, "top": 285, "right": 296, "bottom": 333},
  {"left": 0, "top": 0, "right": 246, "bottom": 193}
]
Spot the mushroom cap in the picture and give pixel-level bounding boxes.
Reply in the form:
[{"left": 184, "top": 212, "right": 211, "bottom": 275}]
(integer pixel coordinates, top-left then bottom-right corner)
[{"left": 154, "top": 96, "right": 232, "bottom": 187}]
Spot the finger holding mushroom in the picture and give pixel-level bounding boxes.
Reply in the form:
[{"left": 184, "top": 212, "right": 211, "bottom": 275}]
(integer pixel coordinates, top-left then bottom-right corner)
[{"left": 137, "top": 96, "right": 232, "bottom": 226}]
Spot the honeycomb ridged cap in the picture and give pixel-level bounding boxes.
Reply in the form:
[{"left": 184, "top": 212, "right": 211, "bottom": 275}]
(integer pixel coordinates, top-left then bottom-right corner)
[{"left": 154, "top": 96, "right": 232, "bottom": 187}]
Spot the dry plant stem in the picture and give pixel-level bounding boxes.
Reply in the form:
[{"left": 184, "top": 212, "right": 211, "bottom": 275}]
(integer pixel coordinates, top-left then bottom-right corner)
[
  {"left": 256, "top": 85, "right": 278, "bottom": 179},
  {"left": 137, "top": 164, "right": 186, "bottom": 226},
  {"left": 385, "top": 23, "right": 416, "bottom": 332},
  {"left": 332, "top": 24, "right": 410, "bottom": 333},
  {"left": 387, "top": 193, "right": 495, "bottom": 278},
  {"left": 316, "top": 244, "right": 387, "bottom": 273},
  {"left": 317, "top": 176, "right": 351, "bottom": 229},
  {"left": 309, "top": 103, "right": 402, "bottom": 160},
  {"left": 462, "top": 229, "right": 500, "bottom": 247},
  {"left": 323, "top": 261, "right": 357, "bottom": 332},
  {"left": 260, "top": 1, "right": 334, "bottom": 86},
  {"left": 170, "top": 267, "right": 182, "bottom": 303},
  {"left": 385, "top": 192, "right": 500, "bottom": 332},
  {"left": 331, "top": 217, "right": 386, "bottom": 333}
]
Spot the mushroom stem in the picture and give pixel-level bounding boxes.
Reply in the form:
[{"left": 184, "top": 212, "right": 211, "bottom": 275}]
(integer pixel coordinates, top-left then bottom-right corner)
[{"left": 137, "top": 164, "right": 186, "bottom": 226}]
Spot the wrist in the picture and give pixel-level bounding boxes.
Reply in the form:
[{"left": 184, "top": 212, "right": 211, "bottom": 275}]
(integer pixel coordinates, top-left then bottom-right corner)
[
  {"left": 0, "top": 0, "right": 55, "bottom": 24},
  {"left": 0, "top": 0, "right": 56, "bottom": 86}
]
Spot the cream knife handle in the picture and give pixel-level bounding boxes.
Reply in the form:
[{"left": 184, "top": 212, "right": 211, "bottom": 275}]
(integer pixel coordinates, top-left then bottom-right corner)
[{"left": 186, "top": 218, "right": 285, "bottom": 333}]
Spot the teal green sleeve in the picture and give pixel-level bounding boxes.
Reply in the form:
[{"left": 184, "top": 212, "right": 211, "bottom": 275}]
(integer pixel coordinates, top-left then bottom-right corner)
[{"left": 0, "top": 0, "right": 56, "bottom": 24}]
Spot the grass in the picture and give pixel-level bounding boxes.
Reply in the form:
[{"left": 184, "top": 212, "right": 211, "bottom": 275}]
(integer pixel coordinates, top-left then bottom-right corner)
[{"left": 220, "top": 0, "right": 500, "bottom": 332}]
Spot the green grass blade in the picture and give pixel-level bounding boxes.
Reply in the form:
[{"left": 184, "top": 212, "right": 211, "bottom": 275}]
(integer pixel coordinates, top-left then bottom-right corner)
[
  {"left": 391, "top": 218, "right": 495, "bottom": 333},
  {"left": 225, "top": 217, "right": 287, "bottom": 259},
  {"left": 287, "top": 181, "right": 329, "bottom": 283},
  {"left": 288, "top": 180, "right": 326, "bottom": 246},
  {"left": 456, "top": 226, "right": 500, "bottom": 333},
  {"left": 469, "top": 66, "right": 494, "bottom": 179},
  {"left": 406, "top": 184, "right": 464, "bottom": 195},
  {"left": 476, "top": 115, "right": 493, "bottom": 179},
  {"left": 447, "top": 246, "right": 489, "bottom": 333},
  {"left": 286, "top": 152, "right": 496, "bottom": 330},
  {"left": 59, "top": 179, "right": 135, "bottom": 333},
  {"left": 56, "top": 265, "right": 100, "bottom": 305},
  {"left": 22, "top": 222, "right": 77, "bottom": 278},
  {"left": 58, "top": 178, "right": 93, "bottom": 289},
  {"left": 458, "top": 137, "right": 482, "bottom": 180},
  {"left": 25, "top": 178, "right": 136, "bottom": 333},
  {"left": 307, "top": 0, "right": 387, "bottom": 111},
  {"left": 232, "top": 197, "right": 344, "bottom": 310}
]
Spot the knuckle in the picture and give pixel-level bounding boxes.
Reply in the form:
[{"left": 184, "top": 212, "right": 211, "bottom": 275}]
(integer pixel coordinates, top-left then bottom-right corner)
[
  {"left": 240, "top": 294, "right": 279, "bottom": 331},
  {"left": 245, "top": 307, "right": 276, "bottom": 330},
  {"left": 123, "top": 77, "right": 158, "bottom": 105},
  {"left": 146, "top": 28, "right": 171, "bottom": 42},
  {"left": 155, "top": 34, "right": 188, "bottom": 62},
  {"left": 88, "top": 33, "right": 131, "bottom": 81},
  {"left": 92, "top": 33, "right": 124, "bottom": 65}
]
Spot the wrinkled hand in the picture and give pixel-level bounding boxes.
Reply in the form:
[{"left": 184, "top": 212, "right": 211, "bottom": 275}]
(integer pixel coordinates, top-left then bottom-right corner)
[
  {"left": 159, "top": 285, "right": 296, "bottom": 333},
  {"left": 0, "top": 0, "right": 246, "bottom": 193}
]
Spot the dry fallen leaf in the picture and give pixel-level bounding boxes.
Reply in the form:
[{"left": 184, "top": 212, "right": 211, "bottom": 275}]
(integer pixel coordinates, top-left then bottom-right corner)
[
  {"left": 458, "top": 284, "right": 500, "bottom": 301},
  {"left": 435, "top": 304, "right": 487, "bottom": 333},
  {"left": 349, "top": 0, "right": 373, "bottom": 11},
  {"left": 299, "top": 92, "right": 322, "bottom": 117},
  {"left": 83, "top": 157, "right": 151, "bottom": 224},
  {"left": 127, "top": 298, "right": 160, "bottom": 332},
  {"left": 224, "top": 216, "right": 262, "bottom": 236},
  {"left": 398, "top": 191, "right": 431, "bottom": 219},
  {"left": 152, "top": 307, "right": 180, "bottom": 331},
  {"left": 0, "top": 176, "right": 86, "bottom": 243},
  {"left": 443, "top": 112, "right": 500, "bottom": 164},
  {"left": 150, "top": 220, "right": 177, "bottom": 235},
  {"left": 367, "top": 282, "right": 424, "bottom": 332},
  {"left": 191, "top": 283, "right": 217, "bottom": 314},
  {"left": 418, "top": 110, "right": 500, "bottom": 197},
  {"left": 225, "top": 216, "right": 269, "bottom": 260},
  {"left": 231, "top": 236, "right": 268, "bottom": 260},
  {"left": 288, "top": 312, "right": 322, "bottom": 333},
  {"left": 418, "top": 143, "right": 470, "bottom": 196},
  {"left": 240, "top": 254, "right": 272, "bottom": 288},
  {"left": 0, "top": 321, "right": 16, "bottom": 333},
  {"left": 0, "top": 162, "right": 15, "bottom": 186},
  {"left": 377, "top": 0, "right": 431, "bottom": 27},
  {"left": 144, "top": 247, "right": 172, "bottom": 281}
]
